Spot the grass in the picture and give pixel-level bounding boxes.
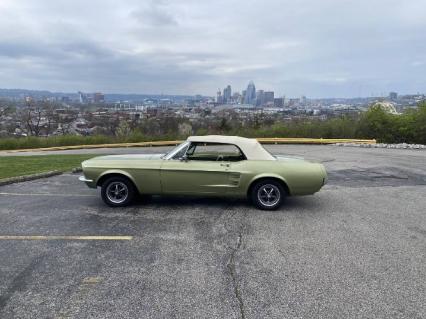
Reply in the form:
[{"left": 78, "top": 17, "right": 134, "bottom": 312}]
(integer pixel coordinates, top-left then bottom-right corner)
[{"left": 0, "top": 154, "right": 99, "bottom": 179}]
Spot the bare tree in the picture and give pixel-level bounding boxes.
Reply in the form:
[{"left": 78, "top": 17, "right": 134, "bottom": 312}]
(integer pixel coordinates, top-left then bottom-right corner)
[
  {"left": 42, "top": 102, "right": 56, "bottom": 136},
  {"left": 21, "top": 107, "right": 43, "bottom": 136}
]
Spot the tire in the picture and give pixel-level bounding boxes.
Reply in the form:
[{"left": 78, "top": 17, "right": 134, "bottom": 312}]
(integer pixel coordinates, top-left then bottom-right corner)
[
  {"left": 101, "top": 176, "right": 136, "bottom": 207},
  {"left": 250, "top": 179, "right": 286, "bottom": 210}
]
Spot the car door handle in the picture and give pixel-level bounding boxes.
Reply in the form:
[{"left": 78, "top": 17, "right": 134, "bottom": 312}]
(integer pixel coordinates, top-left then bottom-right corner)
[{"left": 220, "top": 163, "right": 230, "bottom": 167}]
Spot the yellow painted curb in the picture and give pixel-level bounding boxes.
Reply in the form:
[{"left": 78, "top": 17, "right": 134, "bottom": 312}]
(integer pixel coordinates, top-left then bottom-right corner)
[{"left": 2, "top": 138, "right": 376, "bottom": 153}]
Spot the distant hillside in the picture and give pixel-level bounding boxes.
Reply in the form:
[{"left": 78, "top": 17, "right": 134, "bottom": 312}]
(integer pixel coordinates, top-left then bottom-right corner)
[
  {"left": 0, "top": 88, "right": 206, "bottom": 103},
  {"left": 0, "top": 88, "right": 70, "bottom": 99}
]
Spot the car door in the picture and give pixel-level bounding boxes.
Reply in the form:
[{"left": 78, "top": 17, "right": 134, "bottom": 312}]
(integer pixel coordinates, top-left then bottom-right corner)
[
  {"left": 160, "top": 160, "right": 231, "bottom": 195},
  {"left": 159, "top": 143, "right": 234, "bottom": 195}
]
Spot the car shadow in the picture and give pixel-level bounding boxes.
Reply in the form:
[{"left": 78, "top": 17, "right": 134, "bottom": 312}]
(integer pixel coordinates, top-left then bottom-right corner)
[
  {"left": 129, "top": 194, "right": 320, "bottom": 212},
  {"left": 133, "top": 195, "right": 248, "bottom": 208}
]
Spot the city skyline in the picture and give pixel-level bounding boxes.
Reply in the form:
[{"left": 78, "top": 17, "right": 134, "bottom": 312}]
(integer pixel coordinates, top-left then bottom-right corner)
[
  {"left": 1, "top": 85, "right": 425, "bottom": 102},
  {"left": 0, "top": 0, "right": 425, "bottom": 97}
]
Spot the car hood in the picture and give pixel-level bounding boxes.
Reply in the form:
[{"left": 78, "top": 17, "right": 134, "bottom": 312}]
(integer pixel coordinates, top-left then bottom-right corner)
[
  {"left": 96, "top": 154, "right": 164, "bottom": 160},
  {"left": 85, "top": 154, "right": 164, "bottom": 162}
]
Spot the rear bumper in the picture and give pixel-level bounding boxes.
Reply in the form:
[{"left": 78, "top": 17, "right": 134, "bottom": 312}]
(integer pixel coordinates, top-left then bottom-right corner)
[{"left": 320, "top": 165, "right": 328, "bottom": 185}]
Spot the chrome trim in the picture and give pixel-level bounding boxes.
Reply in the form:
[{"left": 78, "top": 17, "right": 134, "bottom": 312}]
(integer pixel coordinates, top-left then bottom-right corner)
[
  {"left": 79, "top": 176, "right": 94, "bottom": 183},
  {"left": 164, "top": 141, "right": 190, "bottom": 160},
  {"left": 257, "top": 184, "right": 281, "bottom": 207},
  {"left": 106, "top": 181, "right": 128, "bottom": 204}
]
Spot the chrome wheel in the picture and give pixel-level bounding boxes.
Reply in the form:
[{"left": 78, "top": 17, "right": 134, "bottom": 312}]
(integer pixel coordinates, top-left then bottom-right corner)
[
  {"left": 106, "top": 182, "right": 128, "bottom": 204},
  {"left": 257, "top": 184, "right": 281, "bottom": 207}
]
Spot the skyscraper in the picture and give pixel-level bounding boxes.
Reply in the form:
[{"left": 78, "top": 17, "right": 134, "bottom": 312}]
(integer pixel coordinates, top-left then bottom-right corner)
[
  {"left": 78, "top": 91, "right": 87, "bottom": 104},
  {"left": 264, "top": 91, "right": 274, "bottom": 105},
  {"left": 223, "top": 85, "right": 232, "bottom": 104},
  {"left": 94, "top": 92, "right": 105, "bottom": 103},
  {"left": 216, "top": 89, "right": 223, "bottom": 104},
  {"left": 244, "top": 81, "right": 256, "bottom": 105},
  {"left": 274, "top": 98, "right": 284, "bottom": 108},
  {"left": 256, "top": 90, "right": 264, "bottom": 106},
  {"left": 389, "top": 92, "right": 398, "bottom": 100}
]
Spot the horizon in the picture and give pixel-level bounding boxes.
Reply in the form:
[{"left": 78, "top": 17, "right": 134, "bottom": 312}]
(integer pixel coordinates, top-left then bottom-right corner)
[{"left": 0, "top": 87, "right": 424, "bottom": 101}]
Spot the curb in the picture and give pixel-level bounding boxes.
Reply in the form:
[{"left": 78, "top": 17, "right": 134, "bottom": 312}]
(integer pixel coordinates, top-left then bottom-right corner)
[
  {"left": 1, "top": 138, "right": 377, "bottom": 153},
  {"left": 334, "top": 142, "right": 426, "bottom": 150},
  {"left": 2, "top": 140, "right": 184, "bottom": 153},
  {"left": 0, "top": 170, "right": 63, "bottom": 186}
]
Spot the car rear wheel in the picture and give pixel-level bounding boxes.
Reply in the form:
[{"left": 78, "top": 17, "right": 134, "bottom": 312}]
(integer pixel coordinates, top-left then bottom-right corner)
[
  {"left": 251, "top": 179, "right": 286, "bottom": 210},
  {"left": 101, "top": 176, "right": 135, "bottom": 207}
]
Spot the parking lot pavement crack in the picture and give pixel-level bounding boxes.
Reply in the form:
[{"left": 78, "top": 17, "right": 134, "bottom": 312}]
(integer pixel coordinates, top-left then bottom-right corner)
[{"left": 226, "top": 225, "right": 246, "bottom": 319}]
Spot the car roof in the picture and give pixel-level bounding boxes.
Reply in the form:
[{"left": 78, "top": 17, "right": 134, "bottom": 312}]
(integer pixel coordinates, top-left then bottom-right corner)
[{"left": 187, "top": 135, "right": 276, "bottom": 161}]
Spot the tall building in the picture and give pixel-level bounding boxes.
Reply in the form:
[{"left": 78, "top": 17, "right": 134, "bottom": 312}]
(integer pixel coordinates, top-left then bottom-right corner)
[
  {"left": 223, "top": 85, "right": 232, "bottom": 104},
  {"left": 264, "top": 91, "right": 274, "bottom": 105},
  {"left": 274, "top": 98, "right": 284, "bottom": 108},
  {"left": 244, "top": 81, "right": 256, "bottom": 105},
  {"left": 256, "top": 90, "right": 264, "bottom": 106},
  {"left": 389, "top": 92, "right": 398, "bottom": 101},
  {"left": 216, "top": 89, "right": 223, "bottom": 104},
  {"left": 78, "top": 91, "right": 87, "bottom": 104},
  {"left": 94, "top": 92, "right": 105, "bottom": 103}
]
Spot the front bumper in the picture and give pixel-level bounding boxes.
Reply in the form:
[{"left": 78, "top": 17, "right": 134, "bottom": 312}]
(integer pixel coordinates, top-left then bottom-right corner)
[
  {"left": 79, "top": 176, "right": 93, "bottom": 183},
  {"left": 79, "top": 175, "right": 97, "bottom": 188}
]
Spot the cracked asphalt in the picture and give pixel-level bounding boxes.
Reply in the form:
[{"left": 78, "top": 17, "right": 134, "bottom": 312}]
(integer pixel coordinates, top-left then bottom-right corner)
[{"left": 0, "top": 145, "right": 425, "bottom": 319}]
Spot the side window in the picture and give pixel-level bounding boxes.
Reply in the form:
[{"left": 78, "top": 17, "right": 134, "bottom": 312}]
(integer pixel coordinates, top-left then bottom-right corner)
[{"left": 186, "top": 143, "right": 246, "bottom": 161}]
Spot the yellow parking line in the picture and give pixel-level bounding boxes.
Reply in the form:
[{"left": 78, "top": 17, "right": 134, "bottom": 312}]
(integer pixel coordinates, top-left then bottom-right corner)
[
  {"left": 0, "top": 235, "right": 133, "bottom": 240},
  {"left": 0, "top": 192, "right": 96, "bottom": 197}
]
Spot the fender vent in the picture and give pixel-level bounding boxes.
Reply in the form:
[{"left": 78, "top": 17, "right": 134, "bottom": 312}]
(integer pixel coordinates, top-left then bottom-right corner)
[{"left": 229, "top": 173, "right": 241, "bottom": 186}]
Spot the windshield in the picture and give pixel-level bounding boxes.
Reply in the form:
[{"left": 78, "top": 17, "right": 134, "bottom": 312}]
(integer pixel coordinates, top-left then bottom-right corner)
[{"left": 162, "top": 141, "right": 190, "bottom": 160}]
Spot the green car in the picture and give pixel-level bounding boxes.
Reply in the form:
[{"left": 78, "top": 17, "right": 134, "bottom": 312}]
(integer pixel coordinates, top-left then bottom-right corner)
[{"left": 79, "top": 135, "right": 327, "bottom": 210}]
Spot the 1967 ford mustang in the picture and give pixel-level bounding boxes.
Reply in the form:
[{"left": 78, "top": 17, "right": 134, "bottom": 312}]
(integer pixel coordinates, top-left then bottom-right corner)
[{"left": 79, "top": 135, "right": 327, "bottom": 210}]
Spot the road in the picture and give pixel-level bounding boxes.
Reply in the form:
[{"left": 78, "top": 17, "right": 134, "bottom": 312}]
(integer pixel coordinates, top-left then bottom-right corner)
[{"left": 0, "top": 145, "right": 425, "bottom": 318}]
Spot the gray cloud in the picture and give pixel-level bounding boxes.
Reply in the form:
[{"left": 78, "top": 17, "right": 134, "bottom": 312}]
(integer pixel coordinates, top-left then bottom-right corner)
[
  {"left": 0, "top": 0, "right": 425, "bottom": 97},
  {"left": 131, "top": 1, "right": 178, "bottom": 27}
]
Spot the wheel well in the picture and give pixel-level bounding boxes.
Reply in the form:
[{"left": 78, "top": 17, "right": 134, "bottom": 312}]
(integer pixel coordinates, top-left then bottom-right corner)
[
  {"left": 247, "top": 177, "right": 290, "bottom": 197},
  {"left": 97, "top": 173, "right": 137, "bottom": 190}
]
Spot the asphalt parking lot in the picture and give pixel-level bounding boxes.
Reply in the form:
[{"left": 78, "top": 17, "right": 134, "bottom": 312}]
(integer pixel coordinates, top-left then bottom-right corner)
[{"left": 0, "top": 145, "right": 425, "bottom": 319}]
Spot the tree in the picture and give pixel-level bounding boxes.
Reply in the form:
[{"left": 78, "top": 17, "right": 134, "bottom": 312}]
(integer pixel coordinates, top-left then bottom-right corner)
[
  {"left": 412, "top": 101, "right": 426, "bottom": 144},
  {"left": 116, "top": 120, "right": 132, "bottom": 138},
  {"left": 356, "top": 106, "right": 395, "bottom": 142},
  {"left": 40, "top": 101, "right": 57, "bottom": 136},
  {"left": 218, "top": 117, "right": 230, "bottom": 133},
  {"left": 21, "top": 106, "right": 43, "bottom": 136}
]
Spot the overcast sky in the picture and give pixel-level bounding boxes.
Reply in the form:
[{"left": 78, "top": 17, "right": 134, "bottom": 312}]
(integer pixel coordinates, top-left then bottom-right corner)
[{"left": 0, "top": 0, "right": 425, "bottom": 97}]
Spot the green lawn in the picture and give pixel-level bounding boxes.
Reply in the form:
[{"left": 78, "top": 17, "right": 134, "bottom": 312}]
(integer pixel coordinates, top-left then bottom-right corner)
[{"left": 0, "top": 154, "right": 99, "bottom": 179}]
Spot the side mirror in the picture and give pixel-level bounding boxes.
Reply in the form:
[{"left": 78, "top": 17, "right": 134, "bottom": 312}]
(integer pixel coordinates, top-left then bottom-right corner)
[{"left": 179, "top": 155, "right": 189, "bottom": 162}]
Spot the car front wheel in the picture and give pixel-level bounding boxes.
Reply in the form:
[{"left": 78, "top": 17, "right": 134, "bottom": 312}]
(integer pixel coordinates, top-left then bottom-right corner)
[
  {"left": 101, "top": 176, "right": 135, "bottom": 207},
  {"left": 251, "top": 180, "right": 286, "bottom": 210}
]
